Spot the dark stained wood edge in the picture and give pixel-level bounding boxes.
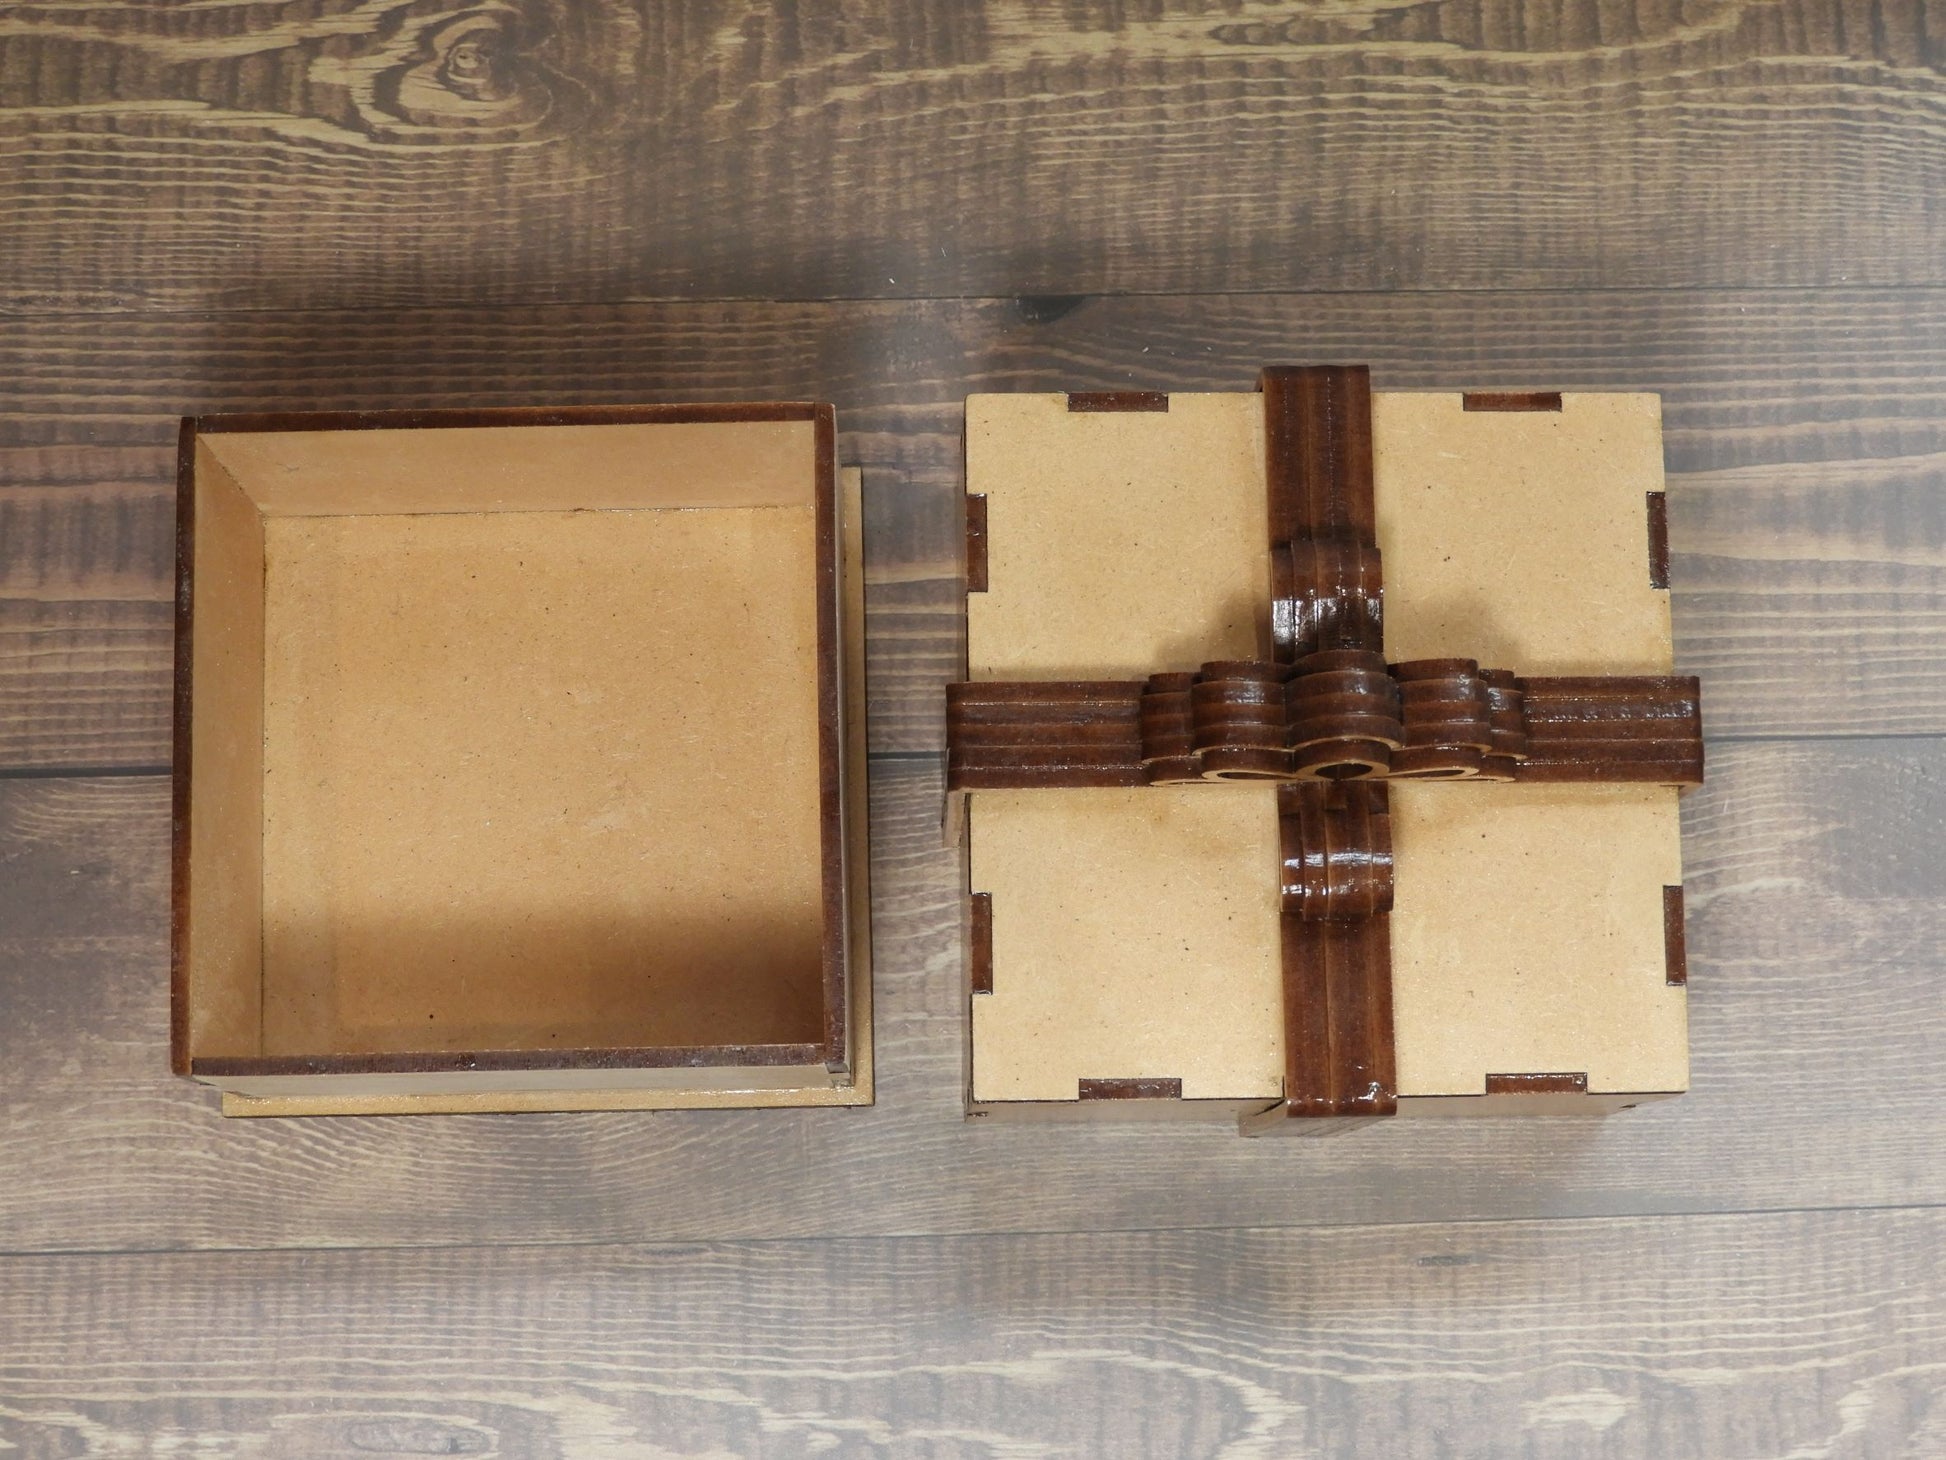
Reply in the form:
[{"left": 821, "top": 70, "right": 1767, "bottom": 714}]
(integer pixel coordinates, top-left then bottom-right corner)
[
  {"left": 951, "top": 681, "right": 1150, "bottom": 704},
  {"left": 1065, "top": 391, "right": 1169, "bottom": 413},
  {"left": 812, "top": 403, "right": 849, "bottom": 1071},
  {"left": 965, "top": 494, "right": 989, "bottom": 594},
  {"left": 169, "top": 416, "right": 196, "bottom": 1078},
  {"left": 1462, "top": 392, "right": 1564, "bottom": 412},
  {"left": 191, "top": 1044, "right": 831, "bottom": 1078},
  {"left": 969, "top": 891, "right": 994, "bottom": 995},
  {"left": 1078, "top": 1077, "right": 1184, "bottom": 1100},
  {"left": 1279, "top": 920, "right": 1353, "bottom": 1116},
  {"left": 1258, "top": 371, "right": 1391, "bottom": 1118},
  {"left": 190, "top": 403, "right": 822, "bottom": 433},
  {"left": 1512, "top": 759, "right": 1704, "bottom": 785},
  {"left": 1518, "top": 674, "right": 1702, "bottom": 704},
  {"left": 1647, "top": 490, "right": 1671, "bottom": 589},
  {"left": 1484, "top": 1072, "right": 1590, "bottom": 1095},
  {"left": 1664, "top": 884, "right": 1689, "bottom": 987}
]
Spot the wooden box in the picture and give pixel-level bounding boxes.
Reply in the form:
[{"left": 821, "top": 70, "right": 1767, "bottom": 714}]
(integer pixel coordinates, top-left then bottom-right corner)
[
  {"left": 950, "top": 374, "right": 1702, "bottom": 1130},
  {"left": 172, "top": 406, "right": 870, "bottom": 1117}
]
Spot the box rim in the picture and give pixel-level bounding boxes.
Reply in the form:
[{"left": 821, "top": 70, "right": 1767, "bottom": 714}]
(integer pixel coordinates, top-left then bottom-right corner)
[
  {"left": 189, "top": 1045, "right": 831, "bottom": 1078},
  {"left": 171, "top": 402, "right": 852, "bottom": 1079}
]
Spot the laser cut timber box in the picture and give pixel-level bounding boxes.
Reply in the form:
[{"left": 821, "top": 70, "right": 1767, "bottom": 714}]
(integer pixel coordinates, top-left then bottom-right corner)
[
  {"left": 949, "top": 371, "right": 1702, "bottom": 1131},
  {"left": 173, "top": 406, "right": 871, "bottom": 1117}
]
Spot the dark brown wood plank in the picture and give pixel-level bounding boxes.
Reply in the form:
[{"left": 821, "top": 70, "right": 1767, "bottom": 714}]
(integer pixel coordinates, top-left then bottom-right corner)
[
  {"left": 0, "top": 734, "right": 1942, "bottom": 1253},
  {"left": 4, "top": 0, "right": 1946, "bottom": 310},
  {"left": 0, "top": 598, "right": 171, "bottom": 770},
  {"left": 5, "top": 289, "right": 1945, "bottom": 767},
  {"left": 0, "top": 480, "right": 175, "bottom": 769},
  {"left": 0, "top": 1208, "right": 1939, "bottom": 1456}
]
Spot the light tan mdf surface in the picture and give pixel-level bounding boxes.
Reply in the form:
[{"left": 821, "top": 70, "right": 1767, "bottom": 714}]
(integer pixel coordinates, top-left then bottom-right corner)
[
  {"left": 965, "top": 391, "right": 1686, "bottom": 1117},
  {"left": 201, "top": 420, "right": 816, "bottom": 516},
  {"left": 221, "top": 468, "right": 876, "bottom": 1117},
  {"left": 1388, "top": 781, "right": 1686, "bottom": 1099},
  {"left": 966, "top": 394, "right": 1269, "bottom": 677},
  {"left": 177, "top": 415, "right": 870, "bottom": 1115},
  {"left": 969, "top": 784, "right": 1283, "bottom": 1105},
  {"left": 1373, "top": 393, "right": 1673, "bottom": 675},
  {"left": 179, "top": 444, "right": 267, "bottom": 1063},
  {"left": 254, "top": 503, "right": 826, "bottom": 1058}
]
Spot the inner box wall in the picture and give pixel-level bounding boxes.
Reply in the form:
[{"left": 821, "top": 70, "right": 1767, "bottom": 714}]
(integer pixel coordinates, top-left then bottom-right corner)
[
  {"left": 179, "top": 445, "right": 268, "bottom": 1063},
  {"left": 255, "top": 504, "right": 828, "bottom": 1056}
]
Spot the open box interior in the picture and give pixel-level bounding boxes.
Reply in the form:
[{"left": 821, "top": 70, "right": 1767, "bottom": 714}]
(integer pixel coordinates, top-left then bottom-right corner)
[{"left": 175, "top": 411, "right": 865, "bottom": 1105}]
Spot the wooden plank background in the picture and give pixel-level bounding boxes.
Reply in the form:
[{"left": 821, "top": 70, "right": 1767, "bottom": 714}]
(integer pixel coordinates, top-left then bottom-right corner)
[{"left": 2, "top": 0, "right": 1943, "bottom": 1453}]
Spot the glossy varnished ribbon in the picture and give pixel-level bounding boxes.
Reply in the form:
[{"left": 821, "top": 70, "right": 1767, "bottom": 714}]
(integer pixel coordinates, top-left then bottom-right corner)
[
  {"left": 1264, "top": 366, "right": 1393, "bottom": 1117},
  {"left": 1279, "top": 780, "right": 1396, "bottom": 1115},
  {"left": 947, "top": 664, "right": 1700, "bottom": 789}
]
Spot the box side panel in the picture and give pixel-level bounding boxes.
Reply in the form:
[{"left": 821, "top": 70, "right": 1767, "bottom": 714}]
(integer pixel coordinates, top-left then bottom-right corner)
[
  {"left": 218, "top": 1084, "right": 872, "bottom": 1116},
  {"left": 200, "top": 1059, "right": 845, "bottom": 1101},
  {"left": 1373, "top": 392, "right": 1673, "bottom": 673},
  {"left": 257, "top": 505, "right": 827, "bottom": 1056},
  {"left": 965, "top": 393, "right": 1271, "bottom": 677},
  {"left": 971, "top": 1097, "right": 1275, "bottom": 1124},
  {"left": 968, "top": 785, "right": 1284, "bottom": 1103},
  {"left": 812, "top": 410, "right": 847, "bottom": 1067},
  {"left": 179, "top": 441, "right": 268, "bottom": 1062},
  {"left": 834, "top": 467, "right": 874, "bottom": 1093},
  {"left": 1389, "top": 781, "right": 1689, "bottom": 1097},
  {"left": 1396, "top": 1090, "right": 1679, "bottom": 1117},
  {"left": 202, "top": 420, "right": 817, "bottom": 516}
]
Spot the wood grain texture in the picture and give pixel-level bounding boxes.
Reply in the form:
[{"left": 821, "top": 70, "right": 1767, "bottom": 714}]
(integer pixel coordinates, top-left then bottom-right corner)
[
  {"left": 6, "top": 288, "right": 1946, "bottom": 766},
  {"left": 0, "top": 1208, "right": 1940, "bottom": 1459},
  {"left": 3, "top": 2, "right": 1940, "bottom": 1438},
  {"left": 4, "top": 0, "right": 1946, "bottom": 309},
  {"left": 1, "top": 732, "right": 1942, "bottom": 1253}
]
